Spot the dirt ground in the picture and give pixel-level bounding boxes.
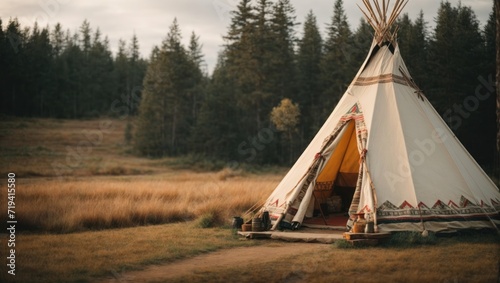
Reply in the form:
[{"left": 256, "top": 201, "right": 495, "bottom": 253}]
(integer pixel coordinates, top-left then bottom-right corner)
[{"left": 96, "top": 242, "right": 325, "bottom": 282}]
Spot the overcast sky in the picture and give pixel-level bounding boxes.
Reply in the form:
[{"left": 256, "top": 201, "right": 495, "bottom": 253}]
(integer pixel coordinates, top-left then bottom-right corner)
[{"left": 0, "top": 0, "right": 493, "bottom": 73}]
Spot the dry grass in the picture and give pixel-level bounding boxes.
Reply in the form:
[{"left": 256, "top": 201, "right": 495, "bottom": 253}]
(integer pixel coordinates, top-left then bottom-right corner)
[
  {"left": 0, "top": 117, "right": 281, "bottom": 232},
  {"left": 0, "top": 223, "right": 260, "bottom": 283},
  {"left": 175, "top": 236, "right": 500, "bottom": 283},
  {"left": 0, "top": 173, "right": 278, "bottom": 233},
  {"left": 0, "top": 117, "right": 157, "bottom": 177}
]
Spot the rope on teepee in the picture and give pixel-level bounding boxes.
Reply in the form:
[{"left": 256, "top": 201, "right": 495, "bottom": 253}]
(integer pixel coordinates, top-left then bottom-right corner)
[
  {"left": 399, "top": 66, "right": 426, "bottom": 101},
  {"left": 241, "top": 199, "right": 267, "bottom": 223}
]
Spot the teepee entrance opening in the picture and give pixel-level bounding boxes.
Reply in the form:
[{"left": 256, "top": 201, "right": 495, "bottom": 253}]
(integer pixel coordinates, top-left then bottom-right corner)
[{"left": 305, "top": 120, "right": 362, "bottom": 227}]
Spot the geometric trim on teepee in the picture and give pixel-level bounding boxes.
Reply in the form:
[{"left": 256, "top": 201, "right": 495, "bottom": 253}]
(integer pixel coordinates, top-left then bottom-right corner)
[
  {"left": 417, "top": 201, "right": 429, "bottom": 209},
  {"left": 354, "top": 74, "right": 409, "bottom": 87},
  {"left": 378, "top": 196, "right": 497, "bottom": 212},
  {"left": 378, "top": 200, "right": 398, "bottom": 211},
  {"left": 347, "top": 103, "right": 361, "bottom": 114},
  {"left": 399, "top": 200, "right": 413, "bottom": 209},
  {"left": 448, "top": 200, "right": 459, "bottom": 208},
  {"left": 432, "top": 200, "right": 450, "bottom": 210},
  {"left": 375, "top": 194, "right": 500, "bottom": 226},
  {"left": 459, "top": 196, "right": 476, "bottom": 208},
  {"left": 479, "top": 200, "right": 490, "bottom": 208}
]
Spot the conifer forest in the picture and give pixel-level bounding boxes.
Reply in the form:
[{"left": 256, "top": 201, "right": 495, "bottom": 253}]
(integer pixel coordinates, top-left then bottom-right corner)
[{"left": 0, "top": 0, "right": 497, "bottom": 173}]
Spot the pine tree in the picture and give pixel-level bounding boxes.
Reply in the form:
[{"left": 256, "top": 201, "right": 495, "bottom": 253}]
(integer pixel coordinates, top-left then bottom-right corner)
[
  {"left": 252, "top": 0, "right": 274, "bottom": 98},
  {"left": 482, "top": 1, "right": 499, "bottom": 169},
  {"left": 297, "top": 11, "right": 323, "bottom": 142},
  {"left": 269, "top": 0, "right": 297, "bottom": 100},
  {"left": 321, "top": 0, "right": 353, "bottom": 120},
  {"left": 190, "top": 51, "right": 242, "bottom": 161},
  {"left": 51, "top": 23, "right": 64, "bottom": 57},
  {"left": 409, "top": 11, "right": 429, "bottom": 89},
  {"left": 128, "top": 34, "right": 144, "bottom": 115},
  {"left": 135, "top": 19, "right": 201, "bottom": 156},
  {"left": 187, "top": 31, "right": 205, "bottom": 125},
  {"left": 50, "top": 23, "right": 67, "bottom": 117},
  {"left": 495, "top": 0, "right": 500, "bottom": 155},
  {"left": 3, "top": 19, "right": 25, "bottom": 116},
  {"left": 429, "top": 3, "right": 484, "bottom": 115},
  {"left": 351, "top": 18, "right": 372, "bottom": 66},
  {"left": 60, "top": 28, "right": 84, "bottom": 118},
  {"left": 429, "top": 2, "right": 494, "bottom": 169},
  {"left": 396, "top": 11, "right": 428, "bottom": 90},
  {"left": 78, "top": 20, "right": 92, "bottom": 116},
  {"left": 225, "top": 0, "right": 270, "bottom": 131},
  {"left": 115, "top": 38, "right": 129, "bottom": 108},
  {"left": 89, "top": 29, "right": 115, "bottom": 115},
  {"left": 188, "top": 31, "right": 204, "bottom": 69},
  {"left": 25, "top": 23, "right": 53, "bottom": 116},
  {"left": 134, "top": 53, "right": 166, "bottom": 156}
]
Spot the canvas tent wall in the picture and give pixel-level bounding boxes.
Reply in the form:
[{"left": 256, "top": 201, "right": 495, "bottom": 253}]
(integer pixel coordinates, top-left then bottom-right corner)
[{"left": 260, "top": 0, "right": 500, "bottom": 232}]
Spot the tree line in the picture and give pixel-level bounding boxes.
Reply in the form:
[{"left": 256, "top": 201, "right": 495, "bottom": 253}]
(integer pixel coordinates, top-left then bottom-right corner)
[
  {"left": 0, "top": 19, "right": 147, "bottom": 118},
  {"left": 0, "top": 0, "right": 497, "bottom": 173}
]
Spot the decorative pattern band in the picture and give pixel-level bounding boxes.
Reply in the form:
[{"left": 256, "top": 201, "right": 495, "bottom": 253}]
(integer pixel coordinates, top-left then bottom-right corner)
[{"left": 353, "top": 74, "right": 408, "bottom": 86}]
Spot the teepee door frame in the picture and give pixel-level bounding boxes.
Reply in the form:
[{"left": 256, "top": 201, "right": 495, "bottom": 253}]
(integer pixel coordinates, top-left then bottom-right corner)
[{"left": 282, "top": 104, "right": 373, "bottom": 229}]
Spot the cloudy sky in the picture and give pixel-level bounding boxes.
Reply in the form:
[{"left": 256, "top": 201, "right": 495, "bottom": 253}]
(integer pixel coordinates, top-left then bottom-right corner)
[{"left": 0, "top": 0, "right": 493, "bottom": 73}]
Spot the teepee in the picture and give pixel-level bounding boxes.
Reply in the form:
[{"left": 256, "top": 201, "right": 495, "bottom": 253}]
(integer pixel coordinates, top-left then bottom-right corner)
[{"left": 259, "top": 0, "right": 500, "bottom": 232}]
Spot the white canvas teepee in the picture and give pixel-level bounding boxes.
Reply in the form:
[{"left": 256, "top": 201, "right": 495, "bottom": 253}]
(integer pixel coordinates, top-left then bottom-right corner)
[{"left": 260, "top": 0, "right": 500, "bottom": 232}]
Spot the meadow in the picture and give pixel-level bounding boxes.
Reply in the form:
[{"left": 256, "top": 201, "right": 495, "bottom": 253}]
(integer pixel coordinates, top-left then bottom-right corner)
[
  {"left": 4, "top": 174, "right": 277, "bottom": 233},
  {"left": 0, "top": 117, "right": 499, "bottom": 283},
  {"left": 0, "top": 117, "right": 281, "bottom": 233}
]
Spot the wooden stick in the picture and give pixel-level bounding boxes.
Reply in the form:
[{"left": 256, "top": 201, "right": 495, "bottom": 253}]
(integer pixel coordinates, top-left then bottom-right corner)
[
  {"left": 391, "top": 0, "right": 407, "bottom": 24},
  {"left": 383, "top": 0, "right": 388, "bottom": 24},
  {"left": 360, "top": 0, "right": 379, "bottom": 34},
  {"left": 373, "top": 0, "right": 384, "bottom": 24},
  {"left": 358, "top": 0, "right": 409, "bottom": 44},
  {"left": 387, "top": 0, "right": 400, "bottom": 24},
  {"left": 357, "top": 4, "right": 378, "bottom": 31},
  {"left": 398, "top": 0, "right": 409, "bottom": 17},
  {"left": 364, "top": 0, "right": 381, "bottom": 27}
]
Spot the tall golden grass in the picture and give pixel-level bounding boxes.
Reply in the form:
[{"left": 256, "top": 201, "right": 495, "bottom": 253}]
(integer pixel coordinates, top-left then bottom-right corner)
[
  {"left": 2, "top": 172, "right": 279, "bottom": 233},
  {"left": 0, "top": 117, "right": 285, "bottom": 233}
]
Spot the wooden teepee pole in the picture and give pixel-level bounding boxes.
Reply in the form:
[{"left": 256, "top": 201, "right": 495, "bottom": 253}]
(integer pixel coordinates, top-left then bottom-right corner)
[{"left": 358, "top": 0, "right": 409, "bottom": 44}]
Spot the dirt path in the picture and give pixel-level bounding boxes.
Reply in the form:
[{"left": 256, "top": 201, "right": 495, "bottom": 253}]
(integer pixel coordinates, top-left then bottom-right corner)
[{"left": 96, "top": 242, "right": 326, "bottom": 283}]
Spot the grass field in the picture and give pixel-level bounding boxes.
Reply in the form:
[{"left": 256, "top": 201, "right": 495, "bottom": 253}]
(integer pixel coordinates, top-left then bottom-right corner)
[
  {"left": 3, "top": 174, "right": 277, "bottom": 233},
  {"left": 178, "top": 234, "right": 500, "bottom": 283},
  {"left": 0, "top": 223, "right": 260, "bottom": 283},
  {"left": 0, "top": 117, "right": 499, "bottom": 283},
  {"left": 0, "top": 117, "right": 281, "bottom": 233}
]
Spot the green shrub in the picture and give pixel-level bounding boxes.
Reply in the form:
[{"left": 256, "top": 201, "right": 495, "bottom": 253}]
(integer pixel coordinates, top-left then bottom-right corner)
[{"left": 195, "top": 213, "right": 216, "bottom": 229}]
